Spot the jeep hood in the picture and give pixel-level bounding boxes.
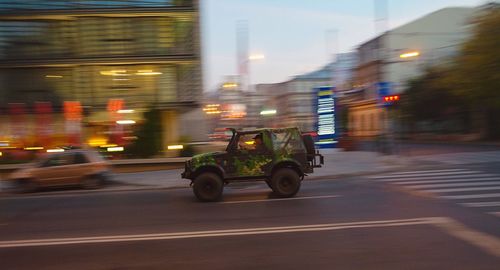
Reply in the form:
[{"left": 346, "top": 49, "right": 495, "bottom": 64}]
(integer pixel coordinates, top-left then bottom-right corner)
[{"left": 191, "top": 151, "right": 226, "bottom": 160}]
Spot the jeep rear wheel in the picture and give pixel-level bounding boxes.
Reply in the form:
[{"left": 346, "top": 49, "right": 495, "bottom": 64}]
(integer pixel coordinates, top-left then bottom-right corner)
[
  {"left": 271, "top": 168, "right": 301, "bottom": 198},
  {"left": 193, "top": 172, "right": 223, "bottom": 202}
]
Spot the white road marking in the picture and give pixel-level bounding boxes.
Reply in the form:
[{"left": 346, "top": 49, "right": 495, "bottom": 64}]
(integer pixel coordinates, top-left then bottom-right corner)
[
  {"left": 489, "top": 212, "right": 500, "bottom": 217},
  {"left": 407, "top": 181, "right": 500, "bottom": 189},
  {"left": 442, "top": 193, "right": 500, "bottom": 199},
  {"left": 431, "top": 217, "right": 500, "bottom": 258},
  {"left": 378, "top": 174, "right": 495, "bottom": 182},
  {"left": 384, "top": 169, "right": 468, "bottom": 175},
  {"left": 0, "top": 218, "right": 433, "bottom": 248},
  {"left": 426, "top": 186, "right": 500, "bottom": 193},
  {"left": 220, "top": 195, "right": 340, "bottom": 204},
  {"left": 393, "top": 177, "right": 500, "bottom": 185},
  {"left": 1, "top": 217, "right": 499, "bottom": 258},
  {"left": 369, "top": 171, "right": 481, "bottom": 180},
  {"left": 461, "top": 202, "right": 500, "bottom": 207}
]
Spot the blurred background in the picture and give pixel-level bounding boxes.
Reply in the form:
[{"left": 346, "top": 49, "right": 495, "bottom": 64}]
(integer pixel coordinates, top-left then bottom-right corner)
[{"left": 0, "top": 0, "right": 498, "bottom": 163}]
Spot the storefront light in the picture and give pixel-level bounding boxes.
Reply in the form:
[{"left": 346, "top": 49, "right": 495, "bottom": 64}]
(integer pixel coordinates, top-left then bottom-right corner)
[
  {"left": 117, "top": 109, "right": 134, "bottom": 114},
  {"left": 100, "top": 144, "right": 118, "bottom": 148},
  {"left": 260, "top": 109, "right": 277, "bottom": 115},
  {"left": 47, "top": 149, "right": 64, "bottom": 153},
  {"left": 167, "top": 145, "right": 184, "bottom": 150},
  {"left": 24, "top": 146, "right": 44, "bottom": 150},
  {"left": 116, "top": 120, "right": 136, "bottom": 125},
  {"left": 88, "top": 137, "right": 107, "bottom": 147},
  {"left": 107, "top": 147, "right": 124, "bottom": 152},
  {"left": 100, "top": 70, "right": 128, "bottom": 76},
  {"left": 136, "top": 70, "right": 162, "bottom": 75}
]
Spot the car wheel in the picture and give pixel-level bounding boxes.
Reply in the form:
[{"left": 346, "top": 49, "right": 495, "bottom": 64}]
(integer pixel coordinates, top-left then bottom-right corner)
[
  {"left": 271, "top": 168, "right": 301, "bottom": 198},
  {"left": 15, "top": 179, "right": 38, "bottom": 193},
  {"left": 193, "top": 172, "right": 223, "bottom": 202},
  {"left": 81, "top": 175, "right": 103, "bottom": 189}
]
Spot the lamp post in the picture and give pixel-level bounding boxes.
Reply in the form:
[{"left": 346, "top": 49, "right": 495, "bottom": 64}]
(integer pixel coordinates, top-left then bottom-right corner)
[{"left": 379, "top": 50, "right": 419, "bottom": 154}]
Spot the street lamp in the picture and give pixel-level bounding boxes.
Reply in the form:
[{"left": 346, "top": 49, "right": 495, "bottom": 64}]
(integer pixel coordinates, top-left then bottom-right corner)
[
  {"left": 248, "top": 54, "right": 265, "bottom": 60},
  {"left": 260, "top": 109, "right": 276, "bottom": 115},
  {"left": 247, "top": 53, "right": 265, "bottom": 91},
  {"left": 399, "top": 51, "right": 420, "bottom": 58}
]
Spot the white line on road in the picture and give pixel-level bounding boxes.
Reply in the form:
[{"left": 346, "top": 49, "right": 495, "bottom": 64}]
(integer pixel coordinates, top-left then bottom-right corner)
[
  {"left": 220, "top": 195, "right": 340, "bottom": 204},
  {"left": 431, "top": 217, "right": 500, "bottom": 258},
  {"left": 461, "top": 202, "right": 500, "bottom": 207},
  {"left": 489, "top": 212, "right": 500, "bottom": 217},
  {"left": 384, "top": 169, "right": 468, "bottom": 175},
  {"left": 0, "top": 218, "right": 433, "bottom": 248},
  {"left": 393, "top": 177, "right": 500, "bottom": 185},
  {"left": 377, "top": 174, "right": 496, "bottom": 182},
  {"left": 441, "top": 193, "right": 500, "bottom": 199},
  {"left": 407, "top": 181, "right": 500, "bottom": 189},
  {"left": 426, "top": 186, "right": 500, "bottom": 193},
  {"left": 1, "top": 217, "right": 499, "bottom": 258},
  {"left": 368, "top": 171, "right": 482, "bottom": 179}
]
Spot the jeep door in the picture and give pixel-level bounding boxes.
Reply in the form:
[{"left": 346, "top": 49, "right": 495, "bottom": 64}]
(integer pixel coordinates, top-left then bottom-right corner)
[{"left": 226, "top": 132, "right": 273, "bottom": 178}]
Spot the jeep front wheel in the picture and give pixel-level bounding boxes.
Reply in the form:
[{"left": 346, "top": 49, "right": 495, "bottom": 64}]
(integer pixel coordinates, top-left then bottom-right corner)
[
  {"left": 271, "top": 168, "right": 301, "bottom": 198},
  {"left": 193, "top": 172, "right": 224, "bottom": 202}
]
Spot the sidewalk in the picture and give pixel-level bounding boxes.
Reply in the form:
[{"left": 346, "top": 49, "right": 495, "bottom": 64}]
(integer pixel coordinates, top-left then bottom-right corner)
[{"left": 111, "top": 150, "right": 412, "bottom": 189}]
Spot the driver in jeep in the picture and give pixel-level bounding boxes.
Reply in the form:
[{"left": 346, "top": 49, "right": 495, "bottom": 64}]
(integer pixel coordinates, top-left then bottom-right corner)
[{"left": 253, "top": 133, "right": 266, "bottom": 153}]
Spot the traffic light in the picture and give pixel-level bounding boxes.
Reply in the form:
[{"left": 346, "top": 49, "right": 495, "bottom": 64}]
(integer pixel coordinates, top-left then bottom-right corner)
[{"left": 383, "top": 95, "right": 400, "bottom": 106}]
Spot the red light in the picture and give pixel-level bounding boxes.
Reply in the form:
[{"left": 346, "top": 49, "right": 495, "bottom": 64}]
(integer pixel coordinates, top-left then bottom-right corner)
[
  {"left": 384, "top": 97, "right": 389, "bottom": 101},
  {"left": 389, "top": 96, "right": 394, "bottom": 101},
  {"left": 394, "top": 95, "right": 399, "bottom": 100}
]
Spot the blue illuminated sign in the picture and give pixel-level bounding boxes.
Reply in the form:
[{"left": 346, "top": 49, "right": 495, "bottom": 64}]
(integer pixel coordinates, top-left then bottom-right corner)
[{"left": 314, "top": 86, "right": 337, "bottom": 148}]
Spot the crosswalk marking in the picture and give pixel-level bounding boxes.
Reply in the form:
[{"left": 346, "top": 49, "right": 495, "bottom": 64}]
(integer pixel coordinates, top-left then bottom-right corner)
[
  {"left": 462, "top": 202, "right": 500, "bottom": 207},
  {"left": 380, "top": 174, "right": 495, "bottom": 182},
  {"left": 407, "top": 181, "right": 500, "bottom": 189},
  {"left": 412, "top": 151, "right": 500, "bottom": 165},
  {"left": 368, "top": 171, "right": 481, "bottom": 179},
  {"left": 441, "top": 193, "right": 500, "bottom": 199},
  {"left": 426, "top": 186, "right": 500, "bottom": 193},
  {"left": 385, "top": 169, "right": 467, "bottom": 175},
  {"left": 368, "top": 168, "right": 500, "bottom": 212},
  {"left": 394, "top": 177, "right": 500, "bottom": 185}
]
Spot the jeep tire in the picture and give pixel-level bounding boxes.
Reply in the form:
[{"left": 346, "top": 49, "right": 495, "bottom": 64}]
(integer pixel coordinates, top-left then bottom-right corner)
[
  {"left": 193, "top": 172, "right": 224, "bottom": 202},
  {"left": 271, "top": 168, "right": 301, "bottom": 198}
]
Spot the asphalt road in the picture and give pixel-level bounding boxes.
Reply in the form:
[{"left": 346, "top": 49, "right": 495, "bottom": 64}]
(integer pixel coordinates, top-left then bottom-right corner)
[{"left": 1, "top": 163, "right": 500, "bottom": 269}]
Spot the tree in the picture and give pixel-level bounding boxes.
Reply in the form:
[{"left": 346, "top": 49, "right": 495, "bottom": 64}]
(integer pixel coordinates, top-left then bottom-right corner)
[
  {"left": 441, "top": 7, "right": 500, "bottom": 138},
  {"left": 401, "top": 68, "right": 468, "bottom": 134},
  {"left": 126, "top": 108, "right": 163, "bottom": 158}
]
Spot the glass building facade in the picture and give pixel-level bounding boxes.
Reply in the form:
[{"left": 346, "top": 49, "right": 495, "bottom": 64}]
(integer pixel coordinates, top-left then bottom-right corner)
[{"left": 0, "top": 0, "right": 201, "bottom": 154}]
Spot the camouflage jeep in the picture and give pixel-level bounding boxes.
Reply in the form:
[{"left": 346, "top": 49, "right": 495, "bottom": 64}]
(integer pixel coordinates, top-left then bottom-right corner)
[{"left": 181, "top": 127, "right": 324, "bottom": 202}]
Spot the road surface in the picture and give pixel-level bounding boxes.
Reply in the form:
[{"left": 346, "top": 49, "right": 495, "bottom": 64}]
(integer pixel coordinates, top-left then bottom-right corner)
[{"left": 1, "top": 162, "right": 499, "bottom": 269}]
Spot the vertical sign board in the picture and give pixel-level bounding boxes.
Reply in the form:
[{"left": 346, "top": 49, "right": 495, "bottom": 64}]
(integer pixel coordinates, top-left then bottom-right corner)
[
  {"left": 314, "top": 86, "right": 337, "bottom": 149},
  {"left": 376, "top": 81, "right": 392, "bottom": 107}
]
